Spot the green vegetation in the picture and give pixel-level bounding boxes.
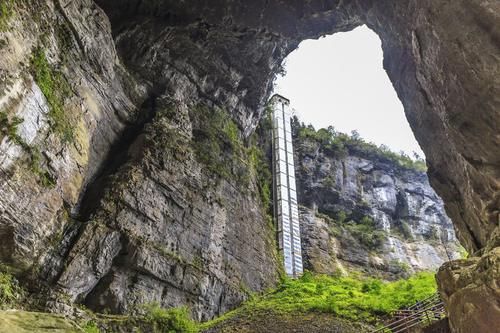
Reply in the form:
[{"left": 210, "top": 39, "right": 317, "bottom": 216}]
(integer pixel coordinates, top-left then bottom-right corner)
[
  {"left": 389, "top": 260, "right": 411, "bottom": 275},
  {"left": 0, "top": 271, "right": 24, "bottom": 309},
  {"left": 321, "top": 211, "right": 387, "bottom": 251},
  {"left": 0, "top": 311, "right": 81, "bottom": 333},
  {"left": 31, "top": 47, "right": 74, "bottom": 143},
  {"left": 143, "top": 303, "right": 198, "bottom": 333},
  {"left": 294, "top": 120, "right": 427, "bottom": 172},
  {"left": 248, "top": 144, "right": 272, "bottom": 211},
  {"left": 458, "top": 246, "right": 468, "bottom": 259},
  {"left": 0, "top": 0, "right": 14, "bottom": 31},
  {"left": 202, "top": 271, "right": 437, "bottom": 328},
  {"left": 82, "top": 321, "right": 100, "bottom": 333},
  {"left": 399, "top": 221, "right": 414, "bottom": 240},
  {"left": 342, "top": 216, "right": 387, "bottom": 250},
  {"left": 190, "top": 104, "right": 273, "bottom": 208},
  {"left": 0, "top": 111, "right": 23, "bottom": 145},
  {"left": 191, "top": 105, "right": 245, "bottom": 182}
]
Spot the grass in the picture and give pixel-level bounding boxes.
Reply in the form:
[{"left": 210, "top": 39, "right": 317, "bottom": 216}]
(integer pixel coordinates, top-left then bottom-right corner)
[
  {"left": 0, "top": 311, "right": 81, "bottom": 333},
  {"left": 201, "top": 271, "right": 437, "bottom": 329},
  {"left": 31, "top": 47, "right": 74, "bottom": 143}
]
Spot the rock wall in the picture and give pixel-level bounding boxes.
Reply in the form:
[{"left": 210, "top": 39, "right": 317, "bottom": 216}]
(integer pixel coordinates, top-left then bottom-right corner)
[
  {"left": 0, "top": 0, "right": 278, "bottom": 321},
  {"left": 0, "top": 0, "right": 498, "bottom": 330},
  {"left": 294, "top": 128, "right": 462, "bottom": 279}
]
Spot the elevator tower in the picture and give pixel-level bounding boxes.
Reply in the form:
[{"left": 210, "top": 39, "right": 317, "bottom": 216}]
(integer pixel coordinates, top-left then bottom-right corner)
[{"left": 270, "top": 94, "right": 303, "bottom": 278}]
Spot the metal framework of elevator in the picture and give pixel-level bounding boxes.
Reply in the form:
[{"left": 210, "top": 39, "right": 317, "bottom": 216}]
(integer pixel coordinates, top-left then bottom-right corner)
[{"left": 270, "top": 94, "right": 303, "bottom": 278}]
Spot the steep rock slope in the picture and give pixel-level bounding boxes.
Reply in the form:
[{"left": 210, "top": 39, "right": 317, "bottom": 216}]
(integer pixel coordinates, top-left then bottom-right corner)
[
  {"left": 0, "top": 0, "right": 278, "bottom": 321},
  {"left": 293, "top": 126, "right": 462, "bottom": 279}
]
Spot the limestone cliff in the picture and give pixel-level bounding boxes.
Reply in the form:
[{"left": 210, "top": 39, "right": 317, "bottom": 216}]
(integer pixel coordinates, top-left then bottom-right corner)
[
  {"left": 0, "top": 0, "right": 278, "bottom": 321},
  {"left": 293, "top": 124, "right": 462, "bottom": 279}
]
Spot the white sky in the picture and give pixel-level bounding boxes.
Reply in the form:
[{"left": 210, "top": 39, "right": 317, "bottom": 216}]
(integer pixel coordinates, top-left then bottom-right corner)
[{"left": 274, "top": 25, "right": 424, "bottom": 157}]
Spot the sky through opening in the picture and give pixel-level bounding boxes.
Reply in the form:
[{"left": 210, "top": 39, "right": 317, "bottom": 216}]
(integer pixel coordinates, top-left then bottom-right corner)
[{"left": 274, "top": 25, "right": 424, "bottom": 157}]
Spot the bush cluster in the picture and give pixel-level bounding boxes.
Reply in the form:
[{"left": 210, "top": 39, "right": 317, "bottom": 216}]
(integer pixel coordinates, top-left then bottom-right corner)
[
  {"left": 294, "top": 120, "right": 427, "bottom": 172},
  {"left": 143, "top": 303, "right": 198, "bottom": 333},
  {"left": 342, "top": 216, "right": 387, "bottom": 250}
]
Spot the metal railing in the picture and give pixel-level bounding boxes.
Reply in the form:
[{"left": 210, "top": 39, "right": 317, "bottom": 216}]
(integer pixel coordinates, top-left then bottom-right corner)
[{"left": 372, "top": 293, "right": 445, "bottom": 333}]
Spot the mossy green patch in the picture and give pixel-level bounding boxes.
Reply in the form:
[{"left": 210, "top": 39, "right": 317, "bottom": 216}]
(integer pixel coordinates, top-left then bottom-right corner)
[
  {"left": 0, "top": 271, "right": 24, "bottom": 310},
  {"left": 31, "top": 47, "right": 74, "bottom": 143},
  {"left": 0, "top": 311, "right": 81, "bottom": 333},
  {"left": 201, "top": 271, "right": 437, "bottom": 329},
  {"left": 190, "top": 105, "right": 248, "bottom": 184},
  {"left": 143, "top": 303, "right": 198, "bottom": 333},
  {"left": 0, "top": 0, "right": 14, "bottom": 31},
  {"left": 82, "top": 321, "right": 100, "bottom": 333}
]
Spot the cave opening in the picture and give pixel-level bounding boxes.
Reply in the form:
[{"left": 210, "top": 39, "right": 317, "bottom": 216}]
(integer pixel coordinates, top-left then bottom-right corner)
[
  {"left": 269, "top": 25, "right": 465, "bottom": 278},
  {"left": 274, "top": 25, "right": 425, "bottom": 160}
]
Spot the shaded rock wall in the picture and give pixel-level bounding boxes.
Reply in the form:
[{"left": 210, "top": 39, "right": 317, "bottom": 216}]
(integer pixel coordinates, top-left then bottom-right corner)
[
  {"left": 0, "top": 0, "right": 278, "bottom": 321},
  {"left": 294, "top": 131, "right": 462, "bottom": 279}
]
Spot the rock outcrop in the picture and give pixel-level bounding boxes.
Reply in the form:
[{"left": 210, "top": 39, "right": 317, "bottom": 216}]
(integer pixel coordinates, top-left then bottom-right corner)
[
  {"left": 294, "top": 126, "right": 462, "bottom": 279},
  {"left": 0, "top": 0, "right": 498, "bottom": 330}
]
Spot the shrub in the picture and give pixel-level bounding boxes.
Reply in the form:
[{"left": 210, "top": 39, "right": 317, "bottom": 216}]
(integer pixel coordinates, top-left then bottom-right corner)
[
  {"left": 82, "top": 321, "right": 100, "bottom": 333},
  {"left": 143, "top": 303, "right": 198, "bottom": 333},
  {"left": 0, "top": 271, "right": 24, "bottom": 309},
  {"left": 398, "top": 221, "right": 414, "bottom": 240},
  {"left": 343, "top": 216, "right": 387, "bottom": 250},
  {"left": 389, "top": 259, "right": 411, "bottom": 275},
  {"left": 294, "top": 122, "right": 427, "bottom": 172},
  {"left": 0, "top": 111, "right": 24, "bottom": 145}
]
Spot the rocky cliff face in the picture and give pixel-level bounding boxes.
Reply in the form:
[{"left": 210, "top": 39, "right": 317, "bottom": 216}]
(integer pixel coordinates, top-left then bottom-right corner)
[
  {"left": 0, "top": 0, "right": 278, "bottom": 321},
  {"left": 0, "top": 0, "right": 498, "bottom": 330},
  {"left": 294, "top": 127, "right": 462, "bottom": 279}
]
